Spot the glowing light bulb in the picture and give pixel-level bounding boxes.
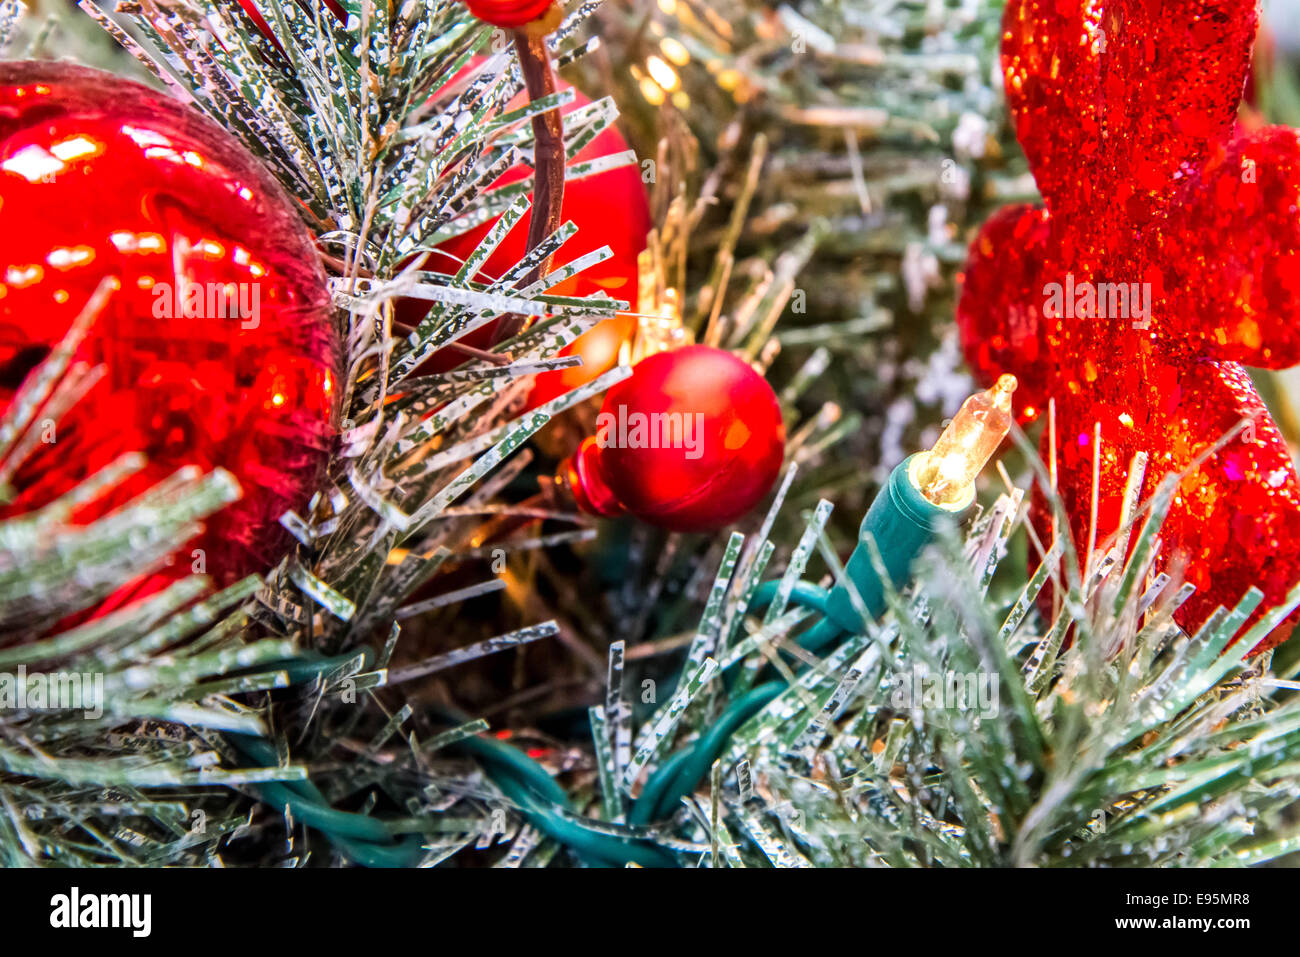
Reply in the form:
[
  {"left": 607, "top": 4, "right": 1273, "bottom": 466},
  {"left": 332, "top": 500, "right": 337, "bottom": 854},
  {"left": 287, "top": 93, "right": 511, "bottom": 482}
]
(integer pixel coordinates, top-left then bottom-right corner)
[
  {"left": 639, "top": 75, "right": 666, "bottom": 105},
  {"left": 646, "top": 55, "right": 679, "bottom": 91},
  {"left": 912, "top": 374, "right": 1017, "bottom": 508},
  {"left": 660, "top": 37, "right": 690, "bottom": 66}
]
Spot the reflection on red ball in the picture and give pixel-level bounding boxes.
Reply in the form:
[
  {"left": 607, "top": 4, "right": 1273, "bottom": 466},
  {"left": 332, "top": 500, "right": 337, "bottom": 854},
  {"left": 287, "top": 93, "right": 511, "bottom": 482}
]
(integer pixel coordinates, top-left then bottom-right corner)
[
  {"left": 466, "top": 0, "right": 559, "bottom": 29},
  {"left": 562, "top": 346, "right": 786, "bottom": 532},
  {"left": 526, "top": 313, "right": 636, "bottom": 409},
  {"left": 409, "top": 72, "right": 650, "bottom": 397},
  {"left": 0, "top": 62, "right": 338, "bottom": 588}
]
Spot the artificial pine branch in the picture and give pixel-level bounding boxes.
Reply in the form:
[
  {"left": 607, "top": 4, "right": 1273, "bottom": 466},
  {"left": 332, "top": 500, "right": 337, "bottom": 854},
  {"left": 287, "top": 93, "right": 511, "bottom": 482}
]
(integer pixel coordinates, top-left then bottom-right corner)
[
  {"left": 3, "top": 0, "right": 1298, "bottom": 870},
  {"left": 0, "top": 0, "right": 642, "bottom": 864}
]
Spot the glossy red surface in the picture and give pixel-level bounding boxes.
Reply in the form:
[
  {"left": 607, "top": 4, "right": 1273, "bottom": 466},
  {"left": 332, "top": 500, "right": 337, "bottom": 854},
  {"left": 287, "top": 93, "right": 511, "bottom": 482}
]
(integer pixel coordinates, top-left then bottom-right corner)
[
  {"left": 466, "top": 0, "right": 557, "bottom": 29},
  {"left": 568, "top": 346, "right": 786, "bottom": 532},
  {"left": 0, "top": 61, "right": 338, "bottom": 588},
  {"left": 408, "top": 75, "right": 650, "bottom": 400},
  {"left": 957, "top": 1, "right": 1300, "bottom": 651}
]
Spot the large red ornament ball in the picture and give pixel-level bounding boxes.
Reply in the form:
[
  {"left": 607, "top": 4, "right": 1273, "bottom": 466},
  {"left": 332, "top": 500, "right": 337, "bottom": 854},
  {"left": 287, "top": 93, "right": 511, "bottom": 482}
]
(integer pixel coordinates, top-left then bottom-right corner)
[
  {"left": 561, "top": 346, "right": 786, "bottom": 532},
  {"left": 0, "top": 61, "right": 339, "bottom": 587},
  {"left": 956, "top": 0, "right": 1300, "bottom": 652},
  {"left": 410, "top": 72, "right": 651, "bottom": 401}
]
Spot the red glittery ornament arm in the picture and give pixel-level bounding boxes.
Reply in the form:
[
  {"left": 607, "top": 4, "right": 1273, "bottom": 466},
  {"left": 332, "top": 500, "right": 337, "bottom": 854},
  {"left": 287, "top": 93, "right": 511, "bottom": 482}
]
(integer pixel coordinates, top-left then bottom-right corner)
[
  {"left": 1003, "top": 0, "right": 1257, "bottom": 226},
  {"left": 955, "top": 204, "right": 1056, "bottom": 417},
  {"left": 962, "top": 1, "right": 1300, "bottom": 654},
  {"left": 1035, "top": 360, "right": 1300, "bottom": 654},
  {"left": 1167, "top": 125, "right": 1300, "bottom": 368},
  {"left": 1001, "top": 0, "right": 1105, "bottom": 217}
]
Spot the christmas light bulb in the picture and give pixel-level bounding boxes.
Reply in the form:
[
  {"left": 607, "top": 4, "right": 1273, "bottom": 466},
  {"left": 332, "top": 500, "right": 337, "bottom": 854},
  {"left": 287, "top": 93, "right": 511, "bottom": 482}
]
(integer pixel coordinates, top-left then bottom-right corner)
[{"left": 912, "top": 374, "right": 1017, "bottom": 508}]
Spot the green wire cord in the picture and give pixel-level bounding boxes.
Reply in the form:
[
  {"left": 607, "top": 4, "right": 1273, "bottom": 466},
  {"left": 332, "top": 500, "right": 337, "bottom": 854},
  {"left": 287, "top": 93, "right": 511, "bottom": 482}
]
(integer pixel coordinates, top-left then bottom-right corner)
[
  {"left": 226, "top": 581, "right": 841, "bottom": 867},
  {"left": 626, "top": 581, "right": 847, "bottom": 824},
  {"left": 223, "top": 457, "right": 956, "bottom": 865},
  {"left": 628, "top": 682, "right": 784, "bottom": 825},
  {"left": 454, "top": 729, "right": 678, "bottom": 867},
  {"left": 228, "top": 730, "right": 427, "bottom": 867}
]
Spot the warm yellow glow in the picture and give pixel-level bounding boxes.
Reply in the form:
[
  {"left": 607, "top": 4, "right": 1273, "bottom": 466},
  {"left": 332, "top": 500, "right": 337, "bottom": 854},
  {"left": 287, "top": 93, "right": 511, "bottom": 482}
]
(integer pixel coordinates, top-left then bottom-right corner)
[
  {"left": 632, "top": 282, "right": 692, "bottom": 362},
  {"left": 913, "top": 374, "right": 1017, "bottom": 508},
  {"left": 646, "top": 55, "right": 679, "bottom": 91},
  {"left": 639, "top": 76, "right": 666, "bottom": 105},
  {"left": 660, "top": 37, "right": 690, "bottom": 66},
  {"left": 715, "top": 69, "right": 742, "bottom": 91}
]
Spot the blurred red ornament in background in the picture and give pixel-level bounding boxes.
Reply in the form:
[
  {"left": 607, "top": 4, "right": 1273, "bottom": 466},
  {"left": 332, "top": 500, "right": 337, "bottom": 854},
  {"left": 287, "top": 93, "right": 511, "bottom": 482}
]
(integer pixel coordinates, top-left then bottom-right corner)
[
  {"left": 236, "top": 0, "right": 347, "bottom": 49},
  {"left": 0, "top": 62, "right": 339, "bottom": 589},
  {"left": 525, "top": 313, "right": 638, "bottom": 409},
  {"left": 956, "top": 0, "right": 1300, "bottom": 652},
  {"left": 561, "top": 346, "right": 786, "bottom": 532},
  {"left": 408, "top": 73, "right": 650, "bottom": 402},
  {"left": 236, "top": 0, "right": 282, "bottom": 50}
]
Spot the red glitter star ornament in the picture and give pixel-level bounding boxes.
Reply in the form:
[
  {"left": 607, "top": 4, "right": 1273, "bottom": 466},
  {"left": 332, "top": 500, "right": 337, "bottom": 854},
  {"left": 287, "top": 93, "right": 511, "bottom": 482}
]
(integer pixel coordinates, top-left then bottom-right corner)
[{"left": 956, "top": 0, "right": 1300, "bottom": 653}]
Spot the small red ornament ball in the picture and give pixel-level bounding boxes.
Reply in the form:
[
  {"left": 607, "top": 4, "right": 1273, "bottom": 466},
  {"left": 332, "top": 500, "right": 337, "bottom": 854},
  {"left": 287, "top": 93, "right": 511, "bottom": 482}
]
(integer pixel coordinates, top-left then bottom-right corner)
[
  {"left": 465, "top": 0, "right": 561, "bottom": 30},
  {"left": 0, "top": 62, "right": 339, "bottom": 585},
  {"left": 561, "top": 346, "right": 786, "bottom": 532},
  {"left": 409, "top": 70, "right": 650, "bottom": 402}
]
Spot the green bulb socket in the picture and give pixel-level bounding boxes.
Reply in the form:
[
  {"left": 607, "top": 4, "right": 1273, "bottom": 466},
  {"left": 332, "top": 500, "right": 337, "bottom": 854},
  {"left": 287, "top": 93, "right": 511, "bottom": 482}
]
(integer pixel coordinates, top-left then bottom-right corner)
[{"left": 823, "top": 454, "right": 971, "bottom": 634}]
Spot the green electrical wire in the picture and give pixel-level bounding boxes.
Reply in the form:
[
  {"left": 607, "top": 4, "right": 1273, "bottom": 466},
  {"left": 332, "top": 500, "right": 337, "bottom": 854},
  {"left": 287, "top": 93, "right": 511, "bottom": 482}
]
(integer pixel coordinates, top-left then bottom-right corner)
[
  {"left": 456, "top": 731, "right": 677, "bottom": 868},
  {"left": 629, "top": 581, "right": 843, "bottom": 825},
  {"left": 222, "top": 583, "right": 837, "bottom": 868},
  {"left": 226, "top": 654, "right": 676, "bottom": 867},
  {"left": 629, "top": 682, "right": 784, "bottom": 825},
  {"left": 228, "top": 731, "right": 427, "bottom": 867},
  {"left": 223, "top": 455, "right": 963, "bottom": 867}
]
